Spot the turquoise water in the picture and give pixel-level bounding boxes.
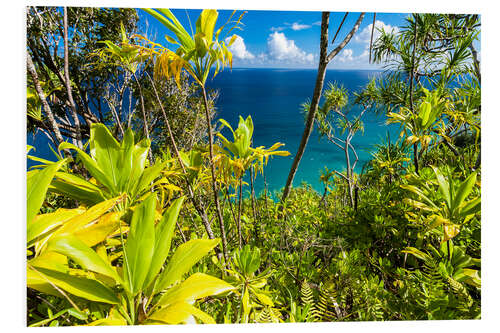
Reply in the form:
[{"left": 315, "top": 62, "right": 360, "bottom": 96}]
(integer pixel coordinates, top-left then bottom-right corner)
[
  {"left": 28, "top": 68, "right": 399, "bottom": 197},
  {"left": 208, "top": 68, "right": 398, "bottom": 197}
]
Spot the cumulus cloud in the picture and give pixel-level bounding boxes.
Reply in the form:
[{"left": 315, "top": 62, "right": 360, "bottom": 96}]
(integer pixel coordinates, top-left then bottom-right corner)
[
  {"left": 225, "top": 35, "right": 254, "bottom": 60},
  {"left": 266, "top": 31, "right": 314, "bottom": 63},
  {"left": 329, "top": 20, "right": 398, "bottom": 67},
  {"left": 355, "top": 20, "right": 399, "bottom": 45},
  {"left": 337, "top": 49, "right": 354, "bottom": 63},
  {"left": 291, "top": 22, "right": 311, "bottom": 31}
]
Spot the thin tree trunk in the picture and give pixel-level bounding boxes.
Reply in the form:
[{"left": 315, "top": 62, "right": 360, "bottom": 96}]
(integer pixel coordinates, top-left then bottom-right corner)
[
  {"left": 345, "top": 139, "right": 354, "bottom": 207},
  {"left": 249, "top": 166, "right": 259, "bottom": 244},
  {"left": 237, "top": 177, "right": 243, "bottom": 248},
  {"left": 225, "top": 185, "right": 238, "bottom": 242},
  {"left": 131, "top": 72, "right": 154, "bottom": 165},
  {"left": 281, "top": 12, "right": 330, "bottom": 205},
  {"left": 27, "top": 54, "right": 68, "bottom": 158},
  {"left": 409, "top": 17, "right": 419, "bottom": 174},
  {"left": 144, "top": 72, "right": 219, "bottom": 250},
  {"left": 469, "top": 43, "right": 481, "bottom": 84},
  {"left": 63, "top": 7, "right": 83, "bottom": 149},
  {"left": 201, "top": 86, "right": 229, "bottom": 263},
  {"left": 369, "top": 13, "right": 377, "bottom": 63},
  {"left": 263, "top": 167, "right": 270, "bottom": 220},
  {"left": 281, "top": 12, "right": 365, "bottom": 205}
]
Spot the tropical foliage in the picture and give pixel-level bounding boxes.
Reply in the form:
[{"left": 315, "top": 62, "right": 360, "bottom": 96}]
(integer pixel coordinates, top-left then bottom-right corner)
[{"left": 26, "top": 8, "right": 481, "bottom": 326}]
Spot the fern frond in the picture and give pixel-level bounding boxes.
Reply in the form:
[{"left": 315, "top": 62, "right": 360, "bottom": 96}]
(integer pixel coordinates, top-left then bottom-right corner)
[{"left": 300, "top": 280, "right": 314, "bottom": 307}]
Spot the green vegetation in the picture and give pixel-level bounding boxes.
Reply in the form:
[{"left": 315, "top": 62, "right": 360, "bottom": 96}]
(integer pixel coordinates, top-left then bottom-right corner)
[{"left": 26, "top": 8, "right": 480, "bottom": 326}]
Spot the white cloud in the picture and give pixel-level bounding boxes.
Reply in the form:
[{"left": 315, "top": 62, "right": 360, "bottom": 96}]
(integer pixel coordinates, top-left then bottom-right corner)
[
  {"left": 266, "top": 31, "right": 314, "bottom": 63},
  {"left": 355, "top": 20, "right": 399, "bottom": 45},
  {"left": 271, "top": 21, "right": 315, "bottom": 32},
  {"left": 328, "top": 20, "right": 399, "bottom": 67},
  {"left": 291, "top": 22, "right": 311, "bottom": 31},
  {"left": 270, "top": 26, "right": 286, "bottom": 32},
  {"left": 337, "top": 49, "right": 354, "bottom": 63},
  {"left": 225, "top": 35, "right": 254, "bottom": 60}
]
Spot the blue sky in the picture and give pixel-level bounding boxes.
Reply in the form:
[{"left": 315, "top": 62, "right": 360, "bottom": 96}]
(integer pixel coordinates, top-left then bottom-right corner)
[{"left": 137, "top": 9, "right": 479, "bottom": 70}]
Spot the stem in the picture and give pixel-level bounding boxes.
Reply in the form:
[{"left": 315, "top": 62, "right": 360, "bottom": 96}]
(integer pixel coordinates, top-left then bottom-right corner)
[
  {"left": 281, "top": 12, "right": 330, "bottom": 206},
  {"left": 237, "top": 177, "right": 243, "bottom": 248},
  {"left": 249, "top": 166, "right": 259, "bottom": 244},
  {"left": 63, "top": 7, "right": 83, "bottom": 149},
  {"left": 345, "top": 138, "right": 354, "bottom": 207},
  {"left": 144, "top": 72, "right": 218, "bottom": 246},
  {"left": 127, "top": 295, "right": 136, "bottom": 325},
  {"left": 27, "top": 53, "right": 68, "bottom": 158},
  {"left": 408, "top": 16, "right": 419, "bottom": 175},
  {"left": 201, "top": 85, "right": 229, "bottom": 263},
  {"left": 131, "top": 71, "right": 154, "bottom": 165}
]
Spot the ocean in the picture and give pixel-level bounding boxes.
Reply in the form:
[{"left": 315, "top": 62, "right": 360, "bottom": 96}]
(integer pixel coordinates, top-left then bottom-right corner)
[
  {"left": 28, "top": 69, "right": 399, "bottom": 197},
  {"left": 208, "top": 68, "right": 398, "bottom": 197}
]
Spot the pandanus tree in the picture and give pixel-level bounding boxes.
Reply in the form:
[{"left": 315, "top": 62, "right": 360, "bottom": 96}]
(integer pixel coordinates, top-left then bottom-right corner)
[
  {"left": 137, "top": 8, "right": 244, "bottom": 262},
  {"left": 307, "top": 82, "right": 371, "bottom": 208},
  {"left": 370, "top": 13, "right": 481, "bottom": 173}
]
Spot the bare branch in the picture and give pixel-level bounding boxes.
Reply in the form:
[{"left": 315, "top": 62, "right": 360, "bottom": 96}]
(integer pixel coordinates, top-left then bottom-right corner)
[{"left": 327, "top": 13, "right": 365, "bottom": 63}]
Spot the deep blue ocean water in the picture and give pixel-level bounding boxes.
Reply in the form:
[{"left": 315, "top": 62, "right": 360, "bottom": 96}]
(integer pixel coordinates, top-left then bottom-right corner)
[
  {"left": 207, "top": 68, "right": 398, "bottom": 197},
  {"left": 28, "top": 69, "right": 399, "bottom": 197}
]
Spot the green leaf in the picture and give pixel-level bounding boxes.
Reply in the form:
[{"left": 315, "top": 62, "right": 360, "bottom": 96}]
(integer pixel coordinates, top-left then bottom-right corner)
[
  {"left": 402, "top": 247, "right": 431, "bottom": 261},
  {"left": 432, "top": 166, "right": 451, "bottom": 209},
  {"left": 27, "top": 159, "right": 66, "bottom": 225},
  {"left": 27, "top": 208, "right": 83, "bottom": 246},
  {"left": 149, "top": 301, "right": 215, "bottom": 324},
  {"left": 47, "top": 234, "right": 121, "bottom": 283},
  {"left": 157, "top": 238, "right": 220, "bottom": 291},
  {"left": 164, "top": 34, "right": 178, "bottom": 45},
  {"left": 254, "top": 292, "right": 274, "bottom": 306},
  {"left": 49, "top": 172, "right": 107, "bottom": 206},
  {"left": 123, "top": 194, "right": 156, "bottom": 295},
  {"left": 157, "top": 272, "right": 234, "bottom": 308},
  {"left": 121, "top": 131, "right": 150, "bottom": 195},
  {"left": 132, "top": 160, "right": 167, "bottom": 198},
  {"left": 28, "top": 266, "right": 119, "bottom": 304},
  {"left": 453, "top": 172, "right": 477, "bottom": 211},
  {"left": 59, "top": 142, "right": 115, "bottom": 193},
  {"left": 73, "top": 211, "right": 123, "bottom": 247},
  {"left": 144, "top": 197, "right": 185, "bottom": 289},
  {"left": 144, "top": 9, "right": 194, "bottom": 50},
  {"left": 418, "top": 101, "right": 432, "bottom": 128},
  {"left": 89, "top": 124, "right": 122, "bottom": 192},
  {"left": 196, "top": 9, "right": 218, "bottom": 44},
  {"left": 460, "top": 196, "right": 481, "bottom": 217},
  {"left": 54, "top": 196, "right": 123, "bottom": 236}
]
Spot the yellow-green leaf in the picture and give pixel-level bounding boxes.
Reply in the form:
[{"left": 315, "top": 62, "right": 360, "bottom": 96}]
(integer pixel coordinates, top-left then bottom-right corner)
[
  {"left": 46, "top": 234, "right": 121, "bottom": 283},
  {"left": 157, "top": 272, "right": 234, "bottom": 308},
  {"left": 73, "top": 211, "right": 123, "bottom": 247},
  {"left": 149, "top": 301, "right": 215, "bottom": 324},
  {"left": 27, "top": 159, "right": 67, "bottom": 225},
  {"left": 157, "top": 238, "right": 220, "bottom": 291},
  {"left": 27, "top": 266, "right": 119, "bottom": 304}
]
